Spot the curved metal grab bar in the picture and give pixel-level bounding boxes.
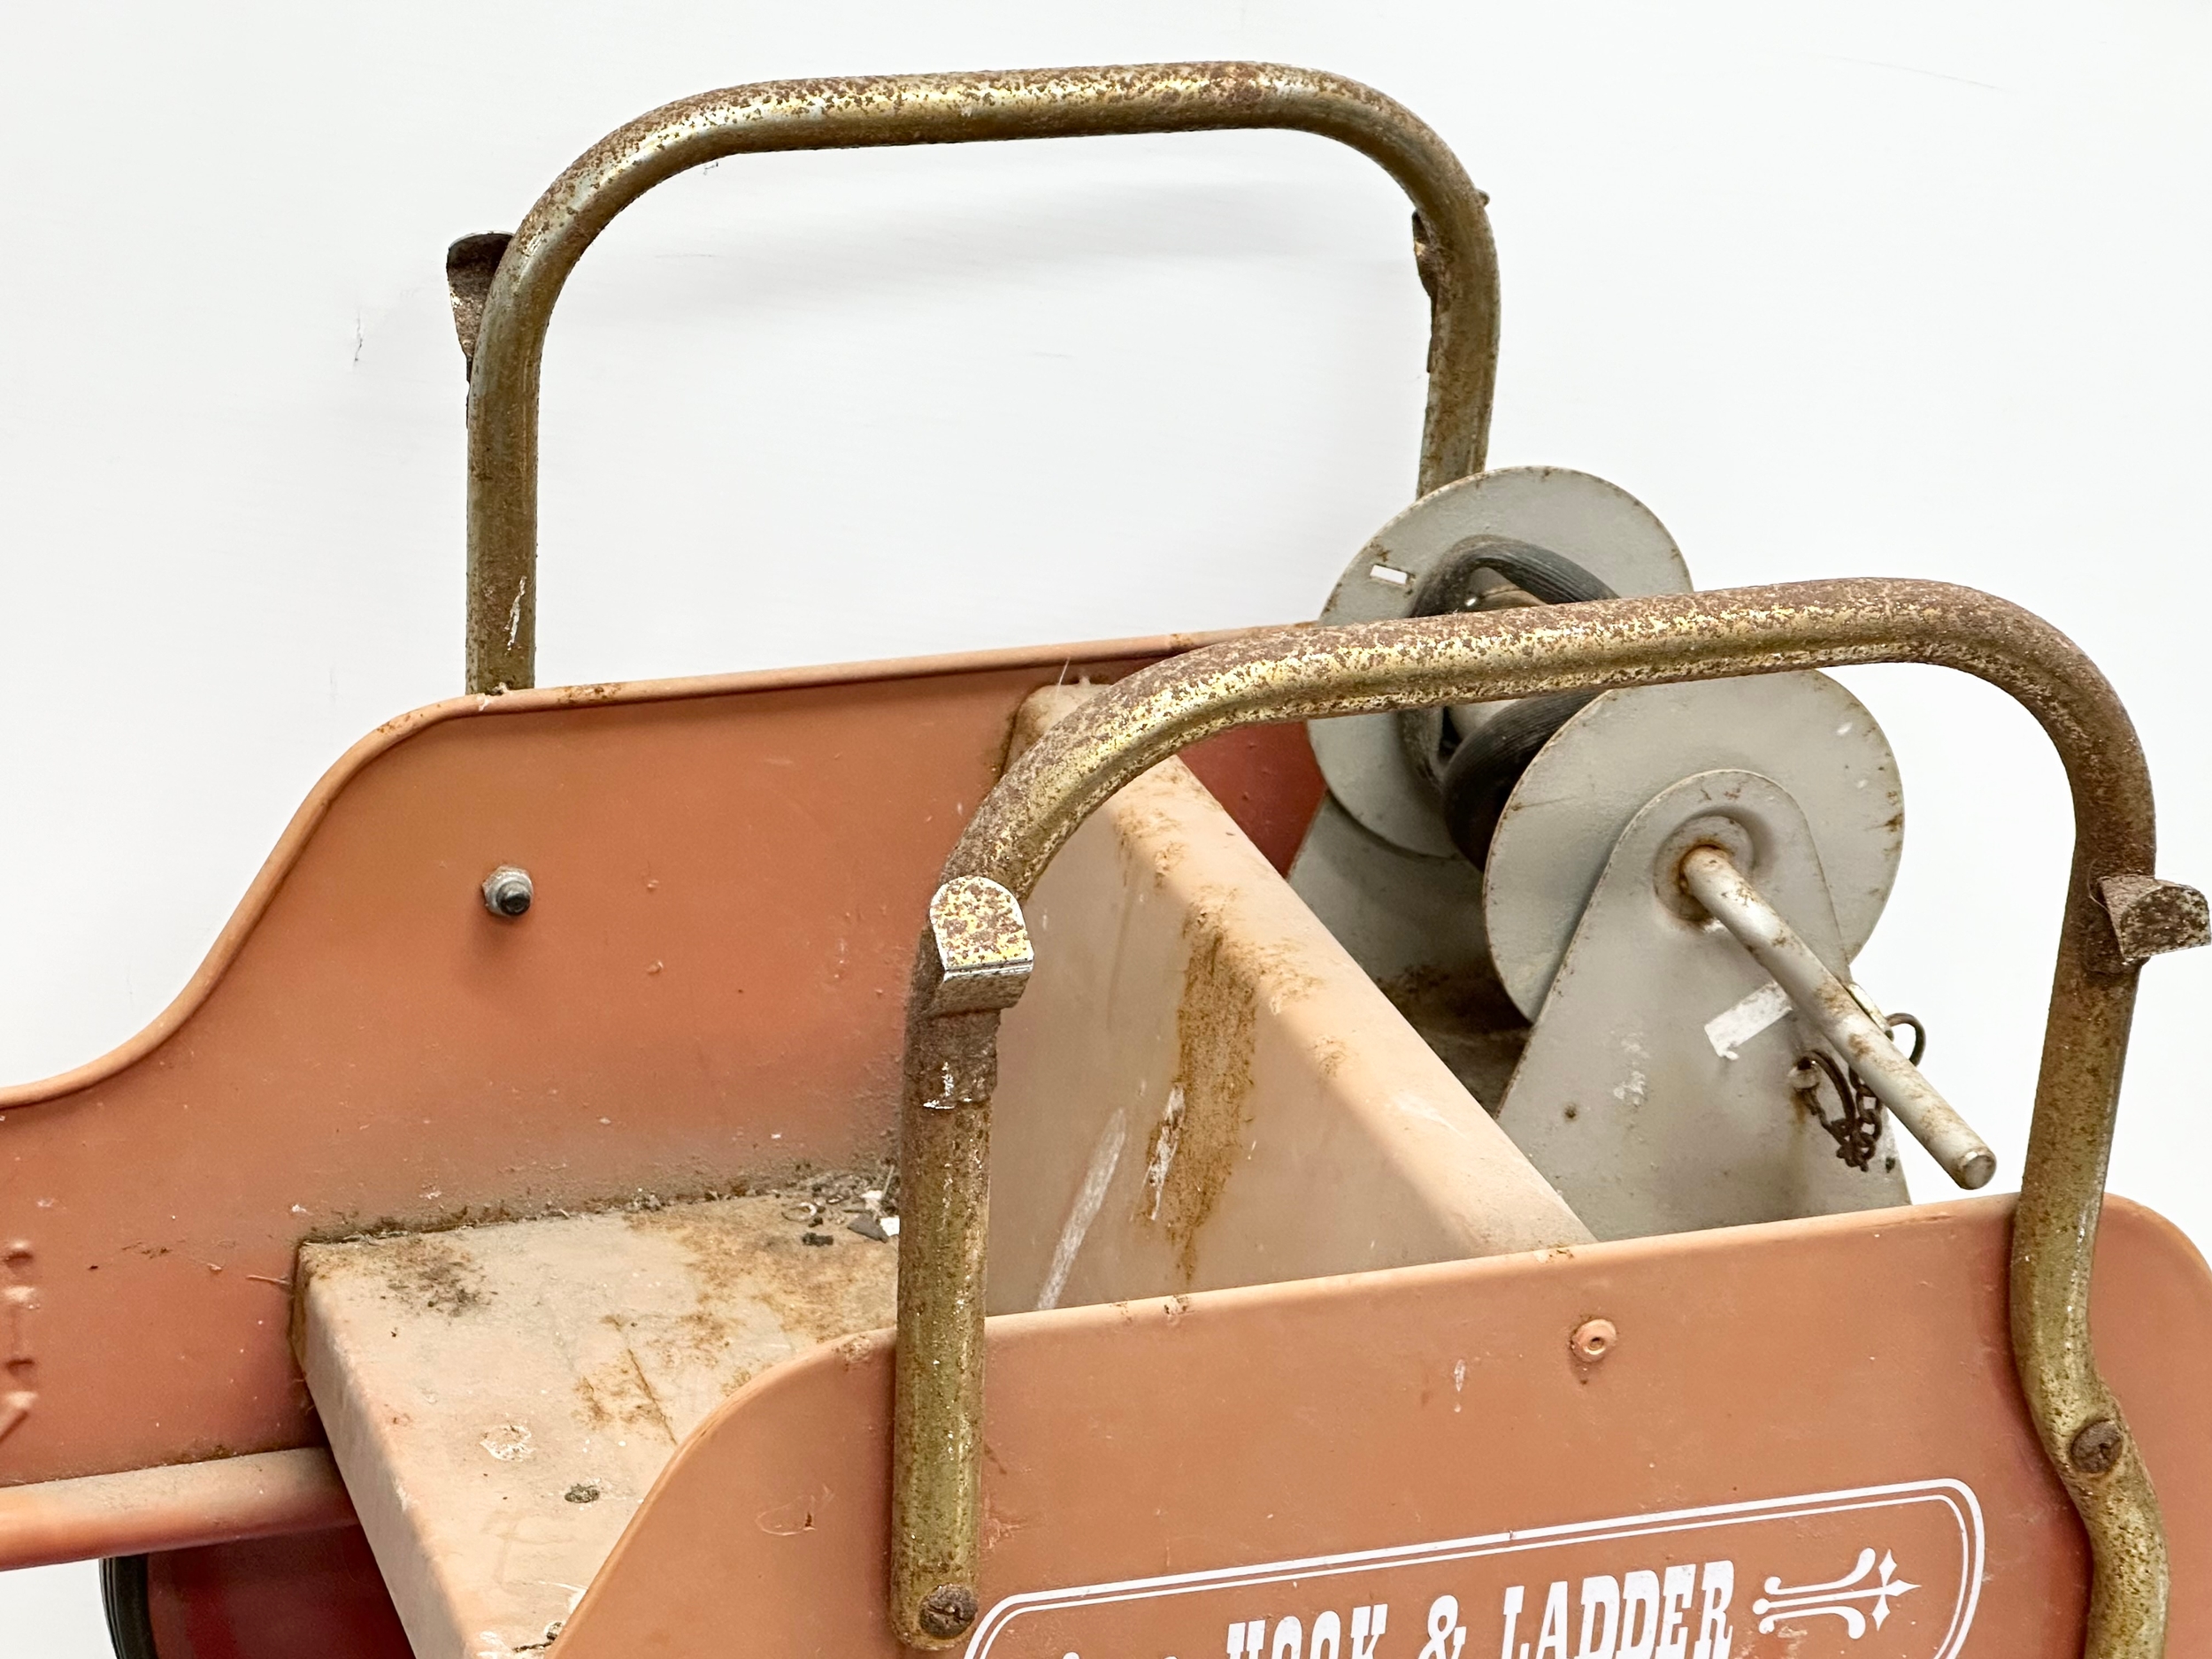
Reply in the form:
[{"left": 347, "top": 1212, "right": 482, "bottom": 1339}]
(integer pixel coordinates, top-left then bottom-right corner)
[
  {"left": 463, "top": 62, "right": 1501, "bottom": 693},
  {"left": 889, "top": 577, "right": 2205, "bottom": 1656}
]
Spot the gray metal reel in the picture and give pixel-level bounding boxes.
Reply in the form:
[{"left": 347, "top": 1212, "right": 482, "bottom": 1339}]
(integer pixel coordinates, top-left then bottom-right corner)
[
  {"left": 1286, "top": 794, "right": 1527, "bottom": 1109},
  {"left": 1310, "top": 466, "right": 1693, "bottom": 857},
  {"left": 1484, "top": 673, "right": 1905, "bottom": 1022},
  {"left": 1494, "top": 769, "right": 1910, "bottom": 1240}
]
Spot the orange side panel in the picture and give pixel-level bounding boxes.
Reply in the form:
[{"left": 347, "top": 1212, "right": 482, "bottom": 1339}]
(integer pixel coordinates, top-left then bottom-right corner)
[
  {"left": 0, "top": 637, "right": 1317, "bottom": 1489},
  {"left": 557, "top": 1197, "right": 2212, "bottom": 1659},
  {"left": 1176, "top": 719, "right": 1329, "bottom": 876}
]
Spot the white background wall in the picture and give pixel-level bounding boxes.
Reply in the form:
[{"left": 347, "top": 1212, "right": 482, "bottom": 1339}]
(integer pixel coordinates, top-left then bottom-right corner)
[{"left": 4, "top": 2, "right": 2208, "bottom": 1649}]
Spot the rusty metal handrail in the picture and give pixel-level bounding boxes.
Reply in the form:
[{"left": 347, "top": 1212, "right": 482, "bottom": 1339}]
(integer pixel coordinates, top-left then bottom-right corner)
[
  {"left": 890, "top": 578, "right": 2203, "bottom": 1655},
  {"left": 462, "top": 62, "right": 1500, "bottom": 694}
]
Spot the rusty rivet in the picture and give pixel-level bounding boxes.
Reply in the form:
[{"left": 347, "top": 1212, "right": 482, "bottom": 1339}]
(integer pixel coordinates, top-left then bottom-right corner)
[
  {"left": 918, "top": 1583, "right": 979, "bottom": 1640},
  {"left": 2070, "top": 1417, "right": 2124, "bottom": 1476},
  {"left": 1571, "top": 1318, "right": 1617, "bottom": 1363},
  {"left": 481, "top": 865, "right": 534, "bottom": 918}
]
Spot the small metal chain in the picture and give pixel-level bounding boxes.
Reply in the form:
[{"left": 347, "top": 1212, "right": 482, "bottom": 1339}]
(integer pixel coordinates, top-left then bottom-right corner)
[
  {"left": 1790, "top": 1049, "right": 1883, "bottom": 1168},
  {"left": 1789, "top": 1014, "right": 1928, "bottom": 1171}
]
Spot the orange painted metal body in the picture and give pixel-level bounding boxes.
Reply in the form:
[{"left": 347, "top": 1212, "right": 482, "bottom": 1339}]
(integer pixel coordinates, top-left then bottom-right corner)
[
  {"left": 1, "top": 633, "right": 2204, "bottom": 1659},
  {"left": 0, "top": 634, "right": 1311, "bottom": 1502},
  {"left": 555, "top": 1195, "right": 2212, "bottom": 1658}
]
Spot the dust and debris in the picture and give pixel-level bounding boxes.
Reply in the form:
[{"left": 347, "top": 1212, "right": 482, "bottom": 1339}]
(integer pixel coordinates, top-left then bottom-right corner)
[
  {"left": 846, "top": 1205, "right": 899, "bottom": 1242},
  {"left": 630, "top": 1184, "right": 896, "bottom": 1342},
  {"left": 1110, "top": 795, "right": 1197, "bottom": 883},
  {"left": 374, "top": 1234, "right": 486, "bottom": 1317},
  {"left": 1141, "top": 908, "right": 1262, "bottom": 1283},
  {"left": 572, "top": 1330, "right": 680, "bottom": 1441},
  {"left": 1140, "top": 1087, "right": 1184, "bottom": 1223},
  {"left": 765, "top": 1166, "right": 897, "bottom": 1240},
  {"left": 836, "top": 1330, "right": 892, "bottom": 1368},
  {"left": 563, "top": 1174, "right": 898, "bottom": 1432},
  {"left": 303, "top": 1156, "right": 902, "bottom": 1254}
]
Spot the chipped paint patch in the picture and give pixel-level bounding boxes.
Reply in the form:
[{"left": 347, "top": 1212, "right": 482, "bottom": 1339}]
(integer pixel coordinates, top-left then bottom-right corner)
[
  {"left": 1037, "top": 1112, "right": 1127, "bottom": 1311},
  {"left": 1703, "top": 980, "right": 1792, "bottom": 1060}
]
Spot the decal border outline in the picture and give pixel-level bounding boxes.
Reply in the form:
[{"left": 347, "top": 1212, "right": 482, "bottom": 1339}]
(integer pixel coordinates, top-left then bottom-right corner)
[{"left": 965, "top": 1479, "right": 1985, "bottom": 1659}]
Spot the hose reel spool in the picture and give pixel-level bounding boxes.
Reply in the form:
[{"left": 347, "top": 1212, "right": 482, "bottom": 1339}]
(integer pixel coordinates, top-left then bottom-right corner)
[
  {"left": 1304, "top": 465, "right": 1908, "bottom": 1026},
  {"left": 1400, "top": 536, "right": 1617, "bottom": 866}
]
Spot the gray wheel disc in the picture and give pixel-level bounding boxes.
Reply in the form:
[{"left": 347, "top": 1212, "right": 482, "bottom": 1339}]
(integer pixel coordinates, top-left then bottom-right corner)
[
  {"left": 1310, "top": 467, "right": 1691, "bottom": 856},
  {"left": 1482, "top": 673, "right": 1906, "bottom": 1020}
]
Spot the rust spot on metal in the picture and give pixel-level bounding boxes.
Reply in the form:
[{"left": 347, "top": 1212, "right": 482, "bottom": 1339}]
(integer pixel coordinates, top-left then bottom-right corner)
[
  {"left": 918, "top": 1583, "right": 978, "bottom": 1640},
  {"left": 2073, "top": 1417, "right": 2125, "bottom": 1476}
]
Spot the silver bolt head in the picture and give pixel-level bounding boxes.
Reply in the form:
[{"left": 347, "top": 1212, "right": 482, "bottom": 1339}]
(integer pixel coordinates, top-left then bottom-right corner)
[{"left": 482, "top": 865, "right": 534, "bottom": 918}]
